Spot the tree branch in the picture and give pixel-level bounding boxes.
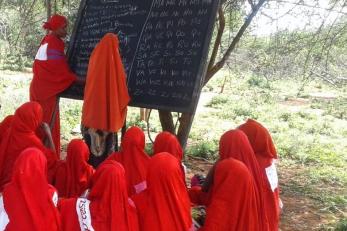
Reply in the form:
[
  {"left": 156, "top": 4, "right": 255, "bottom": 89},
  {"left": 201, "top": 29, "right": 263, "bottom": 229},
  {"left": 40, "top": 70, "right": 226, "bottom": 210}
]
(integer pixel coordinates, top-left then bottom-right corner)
[
  {"left": 204, "top": 0, "right": 267, "bottom": 85},
  {"left": 207, "top": 7, "right": 225, "bottom": 72}
]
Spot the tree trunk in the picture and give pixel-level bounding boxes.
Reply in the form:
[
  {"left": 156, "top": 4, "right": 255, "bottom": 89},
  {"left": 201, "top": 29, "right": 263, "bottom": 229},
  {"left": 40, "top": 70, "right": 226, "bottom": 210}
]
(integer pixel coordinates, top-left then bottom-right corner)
[
  {"left": 158, "top": 110, "right": 175, "bottom": 134},
  {"left": 47, "top": 0, "right": 51, "bottom": 20},
  {"left": 176, "top": 112, "right": 194, "bottom": 149}
]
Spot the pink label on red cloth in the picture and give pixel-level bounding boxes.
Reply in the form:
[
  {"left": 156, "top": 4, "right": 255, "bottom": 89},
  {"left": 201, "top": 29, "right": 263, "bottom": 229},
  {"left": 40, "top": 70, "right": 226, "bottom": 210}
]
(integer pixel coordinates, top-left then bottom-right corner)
[{"left": 134, "top": 181, "right": 147, "bottom": 194}]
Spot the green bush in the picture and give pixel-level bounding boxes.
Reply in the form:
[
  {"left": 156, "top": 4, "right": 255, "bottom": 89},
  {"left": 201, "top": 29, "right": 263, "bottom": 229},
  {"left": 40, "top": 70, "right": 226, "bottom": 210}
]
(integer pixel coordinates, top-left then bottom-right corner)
[
  {"left": 247, "top": 75, "right": 271, "bottom": 89},
  {"left": 334, "top": 218, "right": 347, "bottom": 231},
  {"left": 186, "top": 140, "right": 218, "bottom": 159},
  {"left": 205, "top": 95, "right": 230, "bottom": 108}
]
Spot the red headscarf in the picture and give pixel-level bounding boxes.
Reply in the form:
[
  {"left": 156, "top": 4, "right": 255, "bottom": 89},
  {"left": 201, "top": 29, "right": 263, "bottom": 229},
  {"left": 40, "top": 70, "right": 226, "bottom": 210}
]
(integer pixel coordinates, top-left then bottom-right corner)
[
  {"left": 3, "top": 148, "right": 60, "bottom": 231},
  {"left": 219, "top": 129, "right": 269, "bottom": 230},
  {"left": 43, "top": 14, "right": 67, "bottom": 31},
  {"left": 82, "top": 33, "right": 130, "bottom": 132},
  {"left": 88, "top": 160, "right": 139, "bottom": 231},
  {"left": 54, "top": 139, "right": 94, "bottom": 198},
  {"left": 133, "top": 153, "right": 192, "bottom": 231},
  {"left": 153, "top": 131, "right": 183, "bottom": 161},
  {"left": 238, "top": 119, "right": 277, "bottom": 166},
  {"left": 0, "top": 102, "right": 57, "bottom": 190},
  {"left": 108, "top": 126, "right": 149, "bottom": 196},
  {"left": 238, "top": 119, "right": 280, "bottom": 231},
  {"left": 0, "top": 115, "right": 14, "bottom": 143},
  {"left": 201, "top": 158, "right": 260, "bottom": 231}
]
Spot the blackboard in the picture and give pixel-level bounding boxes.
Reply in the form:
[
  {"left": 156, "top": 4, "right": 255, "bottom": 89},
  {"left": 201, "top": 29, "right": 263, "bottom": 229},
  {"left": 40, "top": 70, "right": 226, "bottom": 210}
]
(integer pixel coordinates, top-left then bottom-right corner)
[{"left": 61, "top": 0, "right": 220, "bottom": 113}]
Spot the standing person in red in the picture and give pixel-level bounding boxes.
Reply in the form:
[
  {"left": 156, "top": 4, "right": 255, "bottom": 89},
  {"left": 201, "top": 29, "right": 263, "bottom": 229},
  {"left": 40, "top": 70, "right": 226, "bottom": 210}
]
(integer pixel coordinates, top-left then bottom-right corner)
[
  {"left": 238, "top": 119, "right": 281, "bottom": 231},
  {"left": 53, "top": 139, "right": 94, "bottom": 198},
  {"left": 107, "top": 126, "right": 150, "bottom": 196},
  {"left": 30, "top": 14, "right": 79, "bottom": 157},
  {"left": 0, "top": 102, "right": 57, "bottom": 191},
  {"left": 59, "top": 160, "right": 139, "bottom": 231},
  {"left": 1, "top": 148, "right": 61, "bottom": 231},
  {"left": 200, "top": 158, "right": 260, "bottom": 231},
  {"left": 132, "top": 153, "right": 193, "bottom": 231}
]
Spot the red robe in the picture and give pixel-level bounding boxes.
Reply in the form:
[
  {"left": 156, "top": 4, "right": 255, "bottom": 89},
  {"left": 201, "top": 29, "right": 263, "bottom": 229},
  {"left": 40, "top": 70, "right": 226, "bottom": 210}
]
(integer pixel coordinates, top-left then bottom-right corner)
[
  {"left": 53, "top": 139, "right": 94, "bottom": 198},
  {"left": 0, "top": 102, "right": 57, "bottom": 191},
  {"left": 30, "top": 34, "right": 77, "bottom": 156},
  {"left": 59, "top": 160, "right": 139, "bottom": 231},
  {"left": 238, "top": 119, "right": 280, "bottom": 231},
  {"left": 153, "top": 131, "right": 183, "bottom": 161},
  {"left": 200, "top": 158, "right": 261, "bottom": 231},
  {"left": 107, "top": 126, "right": 149, "bottom": 196},
  {"left": 219, "top": 129, "right": 269, "bottom": 230},
  {"left": 132, "top": 153, "right": 192, "bottom": 231},
  {"left": 2, "top": 148, "right": 60, "bottom": 231},
  {"left": 0, "top": 115, "right": 14, "bottom": 144}
]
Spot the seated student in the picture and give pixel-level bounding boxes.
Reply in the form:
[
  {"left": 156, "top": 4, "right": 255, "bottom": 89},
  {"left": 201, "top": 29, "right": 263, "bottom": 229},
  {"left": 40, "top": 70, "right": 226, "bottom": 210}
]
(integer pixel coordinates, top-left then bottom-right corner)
[
  {"left": 59, "top": 160, "right": 139, "bottom": 231},
  {"left": 153, "top": 132, "right": 187, "bottom": 181},
  {"left": 218, "top": 129, "right": 269, "bottom": 230},
  {"left": 53, "top": 139, "right": 94, "bottom": 198},
  {"left": 238, "top": 119, "right": 281, "bottom": 231},
  {"left": 0, "top": 148, "right": 60, "bottom": 231},
  {"left": 107, "top": 126, "right": 150, "bottom": 196},
  {"left": 0, "top": 102, "right": 57, "bottom": 191},
  {"left": 199, "top": 158, "right": 261, "bottom": 231},
  {"left": 0, "top": 115, "right": 14, "bottom": 144},
  {"left": 132, "top": 152, "right": 193, "bottom": 231}
]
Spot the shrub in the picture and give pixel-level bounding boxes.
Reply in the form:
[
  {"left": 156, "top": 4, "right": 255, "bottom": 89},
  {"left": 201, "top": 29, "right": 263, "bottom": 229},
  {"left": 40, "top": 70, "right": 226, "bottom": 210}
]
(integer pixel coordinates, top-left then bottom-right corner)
[{"left": 186, "top": 140, "right": 218, "bottom": 159}]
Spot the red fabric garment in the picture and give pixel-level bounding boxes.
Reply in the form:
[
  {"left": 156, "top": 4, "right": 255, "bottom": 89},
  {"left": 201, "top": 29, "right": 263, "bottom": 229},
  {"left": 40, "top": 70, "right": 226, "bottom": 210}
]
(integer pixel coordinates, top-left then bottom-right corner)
[
  {"left": 0, "top": 115, "right": 14, "bottom": 144},
  {"left": 53, "top": 139, "right": 94, "bottom": 198},
  {"left": 30, "top": 33, "right": 77, "bottom": 155},
  {"left": 43, "top": 14, "right": 67, "bottom": 31},
  {"left": 87, "top": 160, "right": 138, "bottom": 231},
  {"left": 82, "top": 33, "right": 130, "bottom": 132},
  {"left": 153, "top": 131, "right": 183, "bottom": 161},
  {"left": 0, "top": 102, "right": 57, "bottom": 191},
  {"left": 133, "top": 152, "right": 192, "bottom": 231},
  {"left": 201, "top": 158, "right": 260, "bottom": 231},
  {"left": 2, "top": 147, "right": 60, "bottom": 231},
  {"left": 238, "top": 119, "right": 277, "bottom": 164},
  {"left": 219, "top": 129, "right": 269, "bottom": 230},
  {"left": 238, "top": 119, "right": 280, "bottom": 231},
  {"left": 107, "top": 126, "right": 149, "bottom": 196}
]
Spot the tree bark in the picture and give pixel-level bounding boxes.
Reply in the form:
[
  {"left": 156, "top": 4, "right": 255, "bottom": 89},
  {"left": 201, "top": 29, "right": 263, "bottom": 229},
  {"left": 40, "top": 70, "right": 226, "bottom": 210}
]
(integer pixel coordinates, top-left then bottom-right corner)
[{"left": 158, "top": 110, "right": 175, "bottom": 134}]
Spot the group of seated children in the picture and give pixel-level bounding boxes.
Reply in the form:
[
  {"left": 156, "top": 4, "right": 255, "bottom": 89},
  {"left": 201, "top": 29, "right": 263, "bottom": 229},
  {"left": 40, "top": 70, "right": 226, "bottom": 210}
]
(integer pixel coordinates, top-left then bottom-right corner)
[{"left": 0, "top": 101, "right": 281, "bottom": 231}]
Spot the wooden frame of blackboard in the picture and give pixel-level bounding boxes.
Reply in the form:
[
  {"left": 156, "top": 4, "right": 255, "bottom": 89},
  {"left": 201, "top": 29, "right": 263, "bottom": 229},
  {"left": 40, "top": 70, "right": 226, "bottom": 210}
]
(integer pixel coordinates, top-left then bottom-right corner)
[{"left": 60, "top": 0, "right": 221, "bottom": 114}]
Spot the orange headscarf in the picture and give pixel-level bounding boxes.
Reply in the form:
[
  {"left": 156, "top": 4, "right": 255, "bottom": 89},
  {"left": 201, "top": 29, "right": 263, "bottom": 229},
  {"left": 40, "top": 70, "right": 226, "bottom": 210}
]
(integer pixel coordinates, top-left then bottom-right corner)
[
  {"left": 201, "top": 158, "right": 260, "bottom": 231},
  {"left": 108, "top": 126, "right": 150, "bottom": 196},
  {"left": 3, "top": 148, "right": 60, "bottom": 231},
  {"left": 82, "top": 33, "right": 130, "bottom": 132},
  {"left": 153, "top": 131, "right": 183, "bottom": 161},
  {"left": 54, "top": 139, "right": 94, "bottom": 198},
  {"left": 133, "top": 153, "right": 192, "bottom": 231},
  {"left": 0, "top": 102, "right": 57, "bottom": 190}
]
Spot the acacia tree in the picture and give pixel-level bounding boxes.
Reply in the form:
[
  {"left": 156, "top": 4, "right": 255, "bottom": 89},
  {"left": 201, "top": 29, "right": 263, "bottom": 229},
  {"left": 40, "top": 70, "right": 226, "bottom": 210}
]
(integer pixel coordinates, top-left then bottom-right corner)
[{"left": 158, "top": 0, "right": 267, "bottom": 147}]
